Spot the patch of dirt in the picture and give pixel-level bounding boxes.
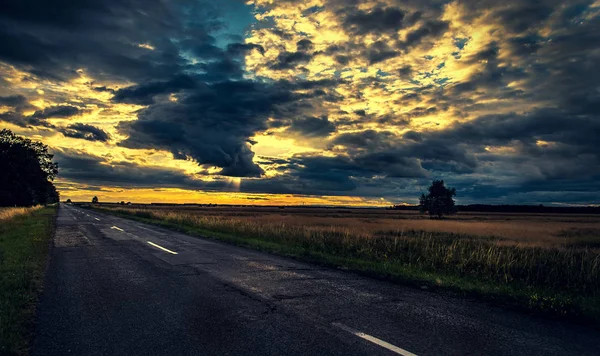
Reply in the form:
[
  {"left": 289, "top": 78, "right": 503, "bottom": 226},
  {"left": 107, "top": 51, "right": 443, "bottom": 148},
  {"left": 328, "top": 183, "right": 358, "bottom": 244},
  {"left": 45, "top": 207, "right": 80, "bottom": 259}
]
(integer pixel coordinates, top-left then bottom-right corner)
[{"left": 54, "top": 226, "right": 90, "bottom": 247}]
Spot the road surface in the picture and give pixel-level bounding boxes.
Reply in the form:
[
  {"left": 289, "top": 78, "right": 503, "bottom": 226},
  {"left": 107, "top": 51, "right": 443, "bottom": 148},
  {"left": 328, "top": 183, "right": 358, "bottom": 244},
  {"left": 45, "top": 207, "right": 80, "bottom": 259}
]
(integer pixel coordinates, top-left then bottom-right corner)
[{"left": 32, "top": 204, "right": 600, "bottom": 355}]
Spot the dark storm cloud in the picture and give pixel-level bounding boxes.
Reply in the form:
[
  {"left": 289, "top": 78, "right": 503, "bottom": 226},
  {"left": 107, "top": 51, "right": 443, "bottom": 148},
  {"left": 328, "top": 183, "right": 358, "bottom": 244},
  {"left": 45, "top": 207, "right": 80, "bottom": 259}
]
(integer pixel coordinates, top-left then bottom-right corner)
[
  {"left": 402, "top": 131, "right": 423, "bottom": 142},
  {"left": 0, "top": 103, "right": 81, "bottom": 128},
  {"left": 113, "top": 73, "right": 342, "bottom": 178},
  {"left": 226, "top": 43, "right": 265, "bottom": 56},
  {"left": 0, "top": 112, "right": 28, "bottom": 127},
  {"left": 112, "top": 75, "right": 199, "bottom": 105},
  {"left": 397, "top": 20, "right": 449, "bottom": 50},
  {"left": 364, "top": 41, "right": 400, "bottom": 64},
  {"left": 332, "top": 130, "right": 397, "bottom": 151},
  {"left": 331, "top": 128, "right": 476, "bottom": 175},
  {"left": 54, "top": 150, "right": 183, "bottom": 186},
  {"left": 53, "top": 149, "right": 233, "bottom": 191},
  {"left": 32, "top": 106, "right": 81, "bottom": 119},
  {"left": 196, "top": 58, "right": 246, "bottom": 81},
  {"left": 321, "top": 44, "right": 351, "bottom": 65},
  {"left": 398, "top": 65, "right": 413, "bottom": 79},
  {"left": 269, "top": 51, "right": 313, "bottom": 70},
  {"left": 342, "top": 7, "right": 407, "bottom": 35},
  {"left": 117, "top": 79, "right": 326, "bottom": 177},
  {"left": 296, "top": 39, "right": 314, "bottom": 52},
  {"left": 493, "top": 3, "right": 554, "bottom": 33},
  {"left": 0, "top": 0, "right": 222, "bottom": 82},
  {"left": 0, "top": 95, "right": 27, "bottom": 107},
  {"left": 266, "top": 151, "right": 427, "bottom": 195},
  {"left": 286, "top": 116, "right": 336, "bottom": 137},
  {"left": 2, "top": 0, "right": 135, "bottom": 29},
  {"left": 59, "top": 123, "right": 110, "bottom": 142},
  {"left": 438, "top": 110, "right": 600, "bottom": 172}
]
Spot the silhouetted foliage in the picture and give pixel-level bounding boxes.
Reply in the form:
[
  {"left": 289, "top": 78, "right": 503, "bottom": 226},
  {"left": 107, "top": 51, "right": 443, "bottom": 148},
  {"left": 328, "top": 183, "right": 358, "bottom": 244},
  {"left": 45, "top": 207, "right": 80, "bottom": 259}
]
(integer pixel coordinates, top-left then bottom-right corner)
[
  {"left": 419, "top": 180, "right": 456, "bottom": 219},
  {"left": 66, "top": 199, "right": 72, "bottom": 203},
  {"left": 0, "top": 129, "right": 59, "bottom": 206},
  {"left": 92, "top": 196, "right": 99, "bottom": 204}
]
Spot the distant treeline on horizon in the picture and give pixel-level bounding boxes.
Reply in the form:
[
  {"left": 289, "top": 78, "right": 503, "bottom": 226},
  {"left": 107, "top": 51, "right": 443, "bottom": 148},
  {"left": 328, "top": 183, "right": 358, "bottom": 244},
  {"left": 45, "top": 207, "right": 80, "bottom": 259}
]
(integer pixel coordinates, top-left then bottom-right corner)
[{"left": 391, "top": 204, "right": 600, "bottom": 214}]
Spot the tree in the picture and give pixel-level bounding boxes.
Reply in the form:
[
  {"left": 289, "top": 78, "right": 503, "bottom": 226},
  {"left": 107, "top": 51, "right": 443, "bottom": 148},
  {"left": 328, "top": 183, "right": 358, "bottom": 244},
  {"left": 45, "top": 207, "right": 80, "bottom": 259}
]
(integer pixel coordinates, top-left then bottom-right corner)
[
  {"left": 419, "top": 180, "right": 456, "bottom": 219},
  {"left": 66, "top": 198, "right": 72, "bottom": 204},
  {"left": 92, "top": 196, "right": 99, "bottom": 204},
  {"left": 0, "top": 129, "right": 59, "bottom": 206}
]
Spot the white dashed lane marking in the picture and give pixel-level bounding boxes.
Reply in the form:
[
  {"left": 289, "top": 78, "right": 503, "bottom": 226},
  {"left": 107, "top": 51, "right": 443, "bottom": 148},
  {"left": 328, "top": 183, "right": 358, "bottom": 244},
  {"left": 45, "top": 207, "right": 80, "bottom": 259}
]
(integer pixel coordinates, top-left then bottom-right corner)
[
  {"left": 147, "top": 241, "right": 178, "bottom": 255},
  {"left": 111, "top": 226, "right": 124, "bottom": 232},
  {"left": 332, "top": 322, "right": 417, "bottom": 356}
]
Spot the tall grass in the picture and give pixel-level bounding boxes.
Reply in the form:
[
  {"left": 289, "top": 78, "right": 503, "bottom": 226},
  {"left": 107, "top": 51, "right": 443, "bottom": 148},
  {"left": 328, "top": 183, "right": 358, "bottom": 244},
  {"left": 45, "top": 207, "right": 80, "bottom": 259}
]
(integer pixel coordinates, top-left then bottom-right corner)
[
  {"left": 101, "top": 207, "right": 600, "bottom": 319},
  {"left": 0, "top": 206, "right": 42, "bottom": 221}
]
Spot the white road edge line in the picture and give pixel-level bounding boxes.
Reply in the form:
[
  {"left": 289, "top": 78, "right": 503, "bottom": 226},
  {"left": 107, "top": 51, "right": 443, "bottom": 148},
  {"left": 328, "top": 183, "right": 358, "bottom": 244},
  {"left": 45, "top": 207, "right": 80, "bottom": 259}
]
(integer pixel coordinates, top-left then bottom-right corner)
[
  {"left": 147, "top": 241, "right": 178, "bottom": 255},
  {"left": 111, "top": 226, "right": 124, "bottom": 232},
  {"left": 94, "top": 218, "right": 100, "bottom": 221},
  {"left": 332, "top": 322, "right": 417, "bottom": 356}
]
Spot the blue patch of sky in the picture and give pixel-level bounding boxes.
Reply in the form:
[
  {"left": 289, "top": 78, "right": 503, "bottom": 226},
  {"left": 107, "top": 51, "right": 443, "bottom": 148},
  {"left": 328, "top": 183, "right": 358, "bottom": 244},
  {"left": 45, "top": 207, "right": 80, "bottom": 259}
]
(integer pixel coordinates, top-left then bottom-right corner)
[
  {"left": 454, "top": 37, "right": 469, "bottom": 50},
  {"left": 434, "top": 77, "right": 449, "bottom": 86},
  {"left": 211, "top": 0, "right": 256, "bottom": 47},
  {"left": 302, "top": 6, "right": 324, "bottom": 16},
  {"left": 175, "top": 0, "right": 258, "bottom": 77}
]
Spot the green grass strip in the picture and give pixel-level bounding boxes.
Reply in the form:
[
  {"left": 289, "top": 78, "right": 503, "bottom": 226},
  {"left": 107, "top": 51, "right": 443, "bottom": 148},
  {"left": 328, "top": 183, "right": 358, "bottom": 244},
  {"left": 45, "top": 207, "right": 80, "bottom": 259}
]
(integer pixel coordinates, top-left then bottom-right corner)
[{"left": 0, "top": 206, "right": 57, "bottom": 356}]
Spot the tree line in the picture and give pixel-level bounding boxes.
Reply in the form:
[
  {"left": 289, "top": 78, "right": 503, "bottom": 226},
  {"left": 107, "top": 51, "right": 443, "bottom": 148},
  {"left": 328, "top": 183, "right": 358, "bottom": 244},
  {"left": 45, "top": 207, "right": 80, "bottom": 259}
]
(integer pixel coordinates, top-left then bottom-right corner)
[{"left": 0, "top": 129, "right": 59, "bottom": 206}]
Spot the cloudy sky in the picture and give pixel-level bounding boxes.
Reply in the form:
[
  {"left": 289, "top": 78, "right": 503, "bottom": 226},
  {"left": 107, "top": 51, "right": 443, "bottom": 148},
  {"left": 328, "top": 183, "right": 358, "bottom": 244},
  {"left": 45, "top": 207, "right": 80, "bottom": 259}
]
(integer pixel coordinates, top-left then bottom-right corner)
[{"left": 1, "top": 0, "right": 599, "bottom": 205}]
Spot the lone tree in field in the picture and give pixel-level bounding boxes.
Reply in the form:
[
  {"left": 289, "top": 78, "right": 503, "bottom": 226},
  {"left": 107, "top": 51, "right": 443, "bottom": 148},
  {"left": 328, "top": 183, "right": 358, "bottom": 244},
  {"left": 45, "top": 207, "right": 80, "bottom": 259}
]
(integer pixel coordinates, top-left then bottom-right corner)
[
  {"left": 419, "top": 180, "right": 456, "bottom": 219},
  {"left": 66, "top": 199, "right": 72, "bottom": 203},
  {"left": 92, "top": 196, "right": 99, "bottom": 204},
  {"left": 0, "top": 129, "right": 59, "bottom": 206}
]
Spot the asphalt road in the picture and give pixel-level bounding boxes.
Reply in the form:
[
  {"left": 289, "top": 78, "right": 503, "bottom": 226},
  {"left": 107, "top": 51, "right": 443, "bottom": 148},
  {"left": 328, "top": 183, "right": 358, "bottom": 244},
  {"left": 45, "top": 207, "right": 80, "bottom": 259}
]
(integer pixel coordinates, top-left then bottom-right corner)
[{"left": 32, "top": 204, "right": 600, "bottom": 356}]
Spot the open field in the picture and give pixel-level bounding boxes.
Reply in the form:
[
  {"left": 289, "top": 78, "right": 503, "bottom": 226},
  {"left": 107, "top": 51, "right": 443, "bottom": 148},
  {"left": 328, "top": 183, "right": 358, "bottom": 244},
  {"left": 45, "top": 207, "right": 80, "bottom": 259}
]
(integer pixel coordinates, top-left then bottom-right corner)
[
  {"left": 0, "top": 206, "right": 56, "bottom": 356},
  {"left": 91, "top": 204, "right": 600, "bottom": 322},
  {"left": 98, "top": 205, "right": 600, "bottom": 248}
]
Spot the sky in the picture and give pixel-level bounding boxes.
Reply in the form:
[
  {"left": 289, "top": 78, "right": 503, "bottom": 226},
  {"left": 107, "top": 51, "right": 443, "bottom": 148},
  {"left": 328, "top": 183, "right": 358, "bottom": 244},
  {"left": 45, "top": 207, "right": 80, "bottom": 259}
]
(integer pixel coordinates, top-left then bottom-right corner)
[{"left": 1, "top": 0, "right": 599, "bottom": 206}]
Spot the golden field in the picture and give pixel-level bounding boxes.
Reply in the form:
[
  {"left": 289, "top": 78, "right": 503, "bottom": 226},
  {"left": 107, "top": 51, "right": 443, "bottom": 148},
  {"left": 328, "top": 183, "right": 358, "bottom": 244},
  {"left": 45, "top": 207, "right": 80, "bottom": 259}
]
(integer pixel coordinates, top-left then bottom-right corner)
[{"left": 110, "top": 205, "right": 600, "bottom": 249}]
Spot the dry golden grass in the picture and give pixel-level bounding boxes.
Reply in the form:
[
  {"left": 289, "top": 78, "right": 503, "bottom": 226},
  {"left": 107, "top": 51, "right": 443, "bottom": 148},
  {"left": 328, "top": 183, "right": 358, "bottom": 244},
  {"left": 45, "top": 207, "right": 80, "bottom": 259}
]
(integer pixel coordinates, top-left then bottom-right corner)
[
  {"left": 0, "top": 206, "right": 42, "bottom": 221},
  {"left": 109, "top": 205, "right": 600, "bottom": 248}
]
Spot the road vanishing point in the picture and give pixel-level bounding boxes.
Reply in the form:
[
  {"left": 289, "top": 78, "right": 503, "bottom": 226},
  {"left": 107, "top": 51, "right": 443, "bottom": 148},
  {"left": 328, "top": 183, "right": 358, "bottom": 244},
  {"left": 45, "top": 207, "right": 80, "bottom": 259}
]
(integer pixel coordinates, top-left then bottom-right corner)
[{"left": 32, "top": 204, "right": 600, "bottom": 356}]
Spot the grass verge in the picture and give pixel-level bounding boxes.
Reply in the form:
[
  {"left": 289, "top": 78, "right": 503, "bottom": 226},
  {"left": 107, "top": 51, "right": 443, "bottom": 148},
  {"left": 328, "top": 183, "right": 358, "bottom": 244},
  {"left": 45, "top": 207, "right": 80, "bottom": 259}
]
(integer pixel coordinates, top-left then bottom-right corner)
[
  {"left": 0, "top": 206, "right": 57, "bottom": 356},
  {"left": 91, "top": 206, "right": 600, "bottom": 325}
]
